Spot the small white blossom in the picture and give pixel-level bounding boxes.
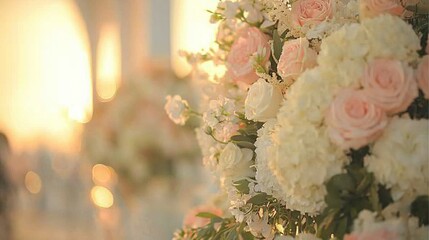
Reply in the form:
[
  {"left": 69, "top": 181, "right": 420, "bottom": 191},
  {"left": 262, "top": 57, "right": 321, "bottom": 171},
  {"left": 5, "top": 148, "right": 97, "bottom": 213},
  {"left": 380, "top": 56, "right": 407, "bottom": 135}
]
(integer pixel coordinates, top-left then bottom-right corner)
[{"left": 164, "top": 95, "right": 190, "bottom": 125}]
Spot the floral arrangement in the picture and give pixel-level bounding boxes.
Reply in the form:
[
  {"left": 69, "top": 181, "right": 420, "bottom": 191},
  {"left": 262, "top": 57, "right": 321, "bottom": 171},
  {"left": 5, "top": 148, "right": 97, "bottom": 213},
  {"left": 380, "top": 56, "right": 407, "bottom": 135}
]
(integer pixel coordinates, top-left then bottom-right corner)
[
  {"left": 83, "top": 76, "right": 198, "bottom": 192},
  {"left": 166, "top": 0, "right": 429, "bottom": 239}
]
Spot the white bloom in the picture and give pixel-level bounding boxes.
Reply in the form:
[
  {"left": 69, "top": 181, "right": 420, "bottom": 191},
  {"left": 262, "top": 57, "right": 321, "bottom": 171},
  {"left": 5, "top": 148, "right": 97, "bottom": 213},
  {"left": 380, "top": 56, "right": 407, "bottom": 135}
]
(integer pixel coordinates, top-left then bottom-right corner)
[
  {"left": 247, "top": 212, "right": 275, "bottom": 240},
  {"left": 347, "top": 210, "right": 408, "bottom": 239},
  {"left": 274, "top": 233, "right": 321, "bottom": 240},
  {"left": 361, "top": 15, "right": 420, "bottom": 63},
  {"left": 219, "top": 142, "right": 243, "bottom": 170},
  {"left": 223, "top": 1, "right": 240, "bottom": 19},
  {"left": 271, "top": 122, "right": 348, "bottom": 213},
  {"left": 255, "top": 119, "right": 283, "bottom": 199},
  {"left": 164, "top": 95, "right": 189, "bottom": 125},
  {"left": 219, "top": 142, "right": 254, "bottom": 181},
  {"left": 245, "top": 79, "right": 283, "bottom": 122},
  {"left": 365, "top": 117, "right": 429, "bottom": 200}
]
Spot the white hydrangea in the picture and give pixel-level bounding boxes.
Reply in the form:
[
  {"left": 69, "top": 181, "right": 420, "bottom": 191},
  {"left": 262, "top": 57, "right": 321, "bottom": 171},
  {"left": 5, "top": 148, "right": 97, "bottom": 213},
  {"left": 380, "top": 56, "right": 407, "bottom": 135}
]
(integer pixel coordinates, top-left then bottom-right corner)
[
  {"left": 365, "top": 117, "right": 429, "bottom": 200},
  {"left": 361, "top": 15, "right": 420, "bottom": 63},
  {"left": 271, "top": 122, "right": 348, "bottom": 213},
  {"left": 254, "top": 119, "right": 283, "bottom": 199}
]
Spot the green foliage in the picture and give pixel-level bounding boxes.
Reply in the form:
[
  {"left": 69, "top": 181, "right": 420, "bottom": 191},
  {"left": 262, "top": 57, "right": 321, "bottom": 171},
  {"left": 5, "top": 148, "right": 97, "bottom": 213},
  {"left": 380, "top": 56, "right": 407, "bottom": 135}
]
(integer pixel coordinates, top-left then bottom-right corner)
[
  {"left": 407, "top": 91, "right": 429, "bottom": 120},
  {"left": 234, "top": 179, "right": 251, "bottom": 194},
  {"left": 174, "top": 215, "right": 256, "bottom": 240},
  {"left": 411, "top": 195, "right": 429, "bottom": 226},
  {"left": 317, "top": 147, "right": 379, "bottom": 239}
]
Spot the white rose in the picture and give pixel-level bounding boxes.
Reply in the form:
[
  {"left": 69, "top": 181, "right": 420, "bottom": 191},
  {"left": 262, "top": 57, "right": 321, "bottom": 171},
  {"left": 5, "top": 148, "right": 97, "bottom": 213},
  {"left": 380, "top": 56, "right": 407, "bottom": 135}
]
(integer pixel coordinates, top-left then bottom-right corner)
[
  {"left": 245, "top": 79, "right": 283, "bottom": 122},
  {"left": 219, "top": 142, "right": 243, "bottom": 170},
  {"left": 164, "top": 95, "right": 189, "bottom": 125},
  {"left": 219, "top": 142, "right": 254, "bottom": 180}
]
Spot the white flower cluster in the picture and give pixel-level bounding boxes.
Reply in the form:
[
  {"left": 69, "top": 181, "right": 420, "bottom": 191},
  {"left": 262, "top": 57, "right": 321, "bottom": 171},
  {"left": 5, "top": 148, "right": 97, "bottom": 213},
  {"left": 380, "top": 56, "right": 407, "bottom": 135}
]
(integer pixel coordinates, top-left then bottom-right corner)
[
  {"left": 365, "top": 118, "right": 429, "bottom": 200},
  {"left": 347, "top": 210, "right": 429, "bottom": 239},
  {"left": 265, "top": 15, "right": 421, "bottom": 214},
  {"left": 254, "top": 119, "right": 283, "bottom": 199}
]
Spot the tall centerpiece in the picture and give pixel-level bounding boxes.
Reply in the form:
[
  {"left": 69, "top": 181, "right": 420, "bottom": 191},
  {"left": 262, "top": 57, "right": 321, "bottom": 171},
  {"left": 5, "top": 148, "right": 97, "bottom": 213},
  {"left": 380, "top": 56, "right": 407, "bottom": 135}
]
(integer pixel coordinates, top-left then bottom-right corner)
[{"left": 166, "top": 0, "right": 429, "bottom": 239}]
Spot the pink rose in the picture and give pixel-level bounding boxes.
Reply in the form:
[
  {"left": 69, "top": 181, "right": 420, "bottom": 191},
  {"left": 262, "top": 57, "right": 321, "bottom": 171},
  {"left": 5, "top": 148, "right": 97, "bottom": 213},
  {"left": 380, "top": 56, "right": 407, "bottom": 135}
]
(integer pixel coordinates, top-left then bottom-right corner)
[
  {"left": 183, "top": 205, "right": 223, "bottom": 228},
  {"left": 359, "top": 0, "right": 406, "bottom": 18},
  {"left": 326, "top": 89, "right": 388, "bottom": 150},
  {"left": 417, "top": 55, "right": 429, "bottom": 98},
  {"left": 227, "top": 27, "right": 271, "bottom": 85},
  {"left": 291, "top": 0, "right": 333, "bottom": 28},
  {"left": 277, "top": 38, "right": 317, "bottom": 80},
  {"left": 361, "top": 59, "right": 418, "bottom": 115}
]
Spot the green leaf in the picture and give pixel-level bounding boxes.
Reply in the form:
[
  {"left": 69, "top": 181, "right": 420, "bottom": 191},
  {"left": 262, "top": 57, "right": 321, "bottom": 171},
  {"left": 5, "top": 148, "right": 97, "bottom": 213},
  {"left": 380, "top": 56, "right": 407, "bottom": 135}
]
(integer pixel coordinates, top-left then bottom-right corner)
[
  {"left": 369, "top": 183, "right": 381, "bottom": 212},
  {"left": 327, "top": 173, "right": 356, "bottom": 193},
  {"left": 235, "top": 141, "right": 256, "bottom": 150},
  {"left": 247, "top": 193, "right": 268, "bottom": 205},
  {"left": 355, "top": 173, "right": 373, "bottom": 194},
  {"left": 411, "top": 195, "right": 429, "bottom": 226},
  {"left": 233, "top": 179, "right": 250, "bottom": 194},
  {"left": 231, "top": 135, "right": 254, "bottom": 143},
  {"left": 196, "top": 212, "right": 223, "bottom": 221},
  {"left": 272, "top": 30, "right": 283, "bottom": 61},
  {"left": 325, "top": 193, "right": 345, "bottom": 208}
]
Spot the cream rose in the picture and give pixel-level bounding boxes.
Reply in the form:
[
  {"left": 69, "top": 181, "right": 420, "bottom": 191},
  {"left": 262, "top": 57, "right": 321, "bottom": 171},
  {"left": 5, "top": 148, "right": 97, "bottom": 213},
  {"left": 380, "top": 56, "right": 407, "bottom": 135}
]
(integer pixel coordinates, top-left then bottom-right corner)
[
  {"left": 219, "top": 143, "right": 254, "bottom": 180},
  {"left": 245, "top": 79, "right": 283, "bottom": 122},
  {"left": 277, "top": 38, "right": 317, "bottom": 81},
  {"left": 326, "top": 89, "right": 388, "bottom": 150},
  {"left": 361, "top": 59, "right": 418, "bottom": 115},
  {"left": 417, "top": 55, "right": 429, "bottom": 98},
  {"left": 359, "top": 0, "right": 406, "bottom": 18},
  {"left": 226, "top": 27, "right": 271, "bottom": 85},
  {"left": 164, "top": 95, "right": 190, "bottom": 125},
  {"left": 291, "top": 0, "right": 333, "bottom": 29}
]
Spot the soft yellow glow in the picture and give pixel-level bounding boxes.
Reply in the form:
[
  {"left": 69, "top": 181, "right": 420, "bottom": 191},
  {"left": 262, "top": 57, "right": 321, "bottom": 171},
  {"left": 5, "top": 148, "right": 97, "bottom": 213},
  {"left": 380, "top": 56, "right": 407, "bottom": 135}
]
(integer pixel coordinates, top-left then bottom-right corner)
[
  {"left": 92, "top": 164, "right": 113, "bottom": 185},
  {"left": 25, "top": 171, "right": 42, "bottom": 194},
  {"left": 91, "top": 186, "right": 114, "bottom": 209},
  {"left": 96, "top": 23, "right": 121, "bottom": 101},
  {"left": 171, "top": 0, "right": 219, "bottom": 77},
  {"left": 0, "top": 0, "right": 92, "bottom": 151}
]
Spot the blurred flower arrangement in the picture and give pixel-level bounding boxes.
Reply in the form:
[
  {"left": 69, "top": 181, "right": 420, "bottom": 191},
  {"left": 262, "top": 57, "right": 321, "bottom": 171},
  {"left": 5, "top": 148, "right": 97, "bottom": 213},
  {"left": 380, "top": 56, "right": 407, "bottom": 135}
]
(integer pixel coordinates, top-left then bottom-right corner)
[
  {"left": 83, "top": 74, "right": 198, "bottom": 193},
  {"left": 166, "top": 0, "right": 429, "bottom": 239}
]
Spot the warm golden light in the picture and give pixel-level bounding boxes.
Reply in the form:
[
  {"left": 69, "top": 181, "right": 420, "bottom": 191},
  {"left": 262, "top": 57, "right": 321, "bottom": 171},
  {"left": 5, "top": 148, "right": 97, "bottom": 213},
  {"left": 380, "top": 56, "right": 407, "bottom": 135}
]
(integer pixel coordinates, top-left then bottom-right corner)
[
  {"left": 96, "top": 23, "right": 121, "bottom": 101},
  {"left": 91, "top": 186, "right": 114, "bottom": 208},
  {"left": 171, "top": 0, "right": 219, "bottom": 77},
  {"left": 92, "top": 164, "right": 113, "bottom": 185},
  {"left": 0, "top": 0, "right": 93, "bottom": 151},
  {"left": 25, "top": 171, "right": 42, "bottom": 194}
]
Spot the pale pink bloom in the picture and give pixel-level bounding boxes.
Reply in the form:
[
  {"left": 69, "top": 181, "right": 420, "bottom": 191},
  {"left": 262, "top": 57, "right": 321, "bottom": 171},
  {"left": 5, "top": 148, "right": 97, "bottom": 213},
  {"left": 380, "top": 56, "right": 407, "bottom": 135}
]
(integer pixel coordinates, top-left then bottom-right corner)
[
  {"left": 345, "top": 228, "right": 403, "bottom": 240},
  {"left": 183, "top": 205, "right": 223, "bottom": 228},
  {"left": 326, "top": 89, "right": 388, "bottom": 150},
  {"left": 291, "top": 0, "right": 333, "bottom": 28},
  {"left": 360, "top": 0, "right": 406, "bottom": 18},
  {"left": 226, "top": 27, "right": 271, "bottom": 85},
  {"left": 277, "top": 38, "right": 317, "bottom": 80},
  {"left": 361, "top": 58, "right": 418, "bottom": 115},
  {"left": 417, "top": 55, "right": 429, "bottom": 98}
]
